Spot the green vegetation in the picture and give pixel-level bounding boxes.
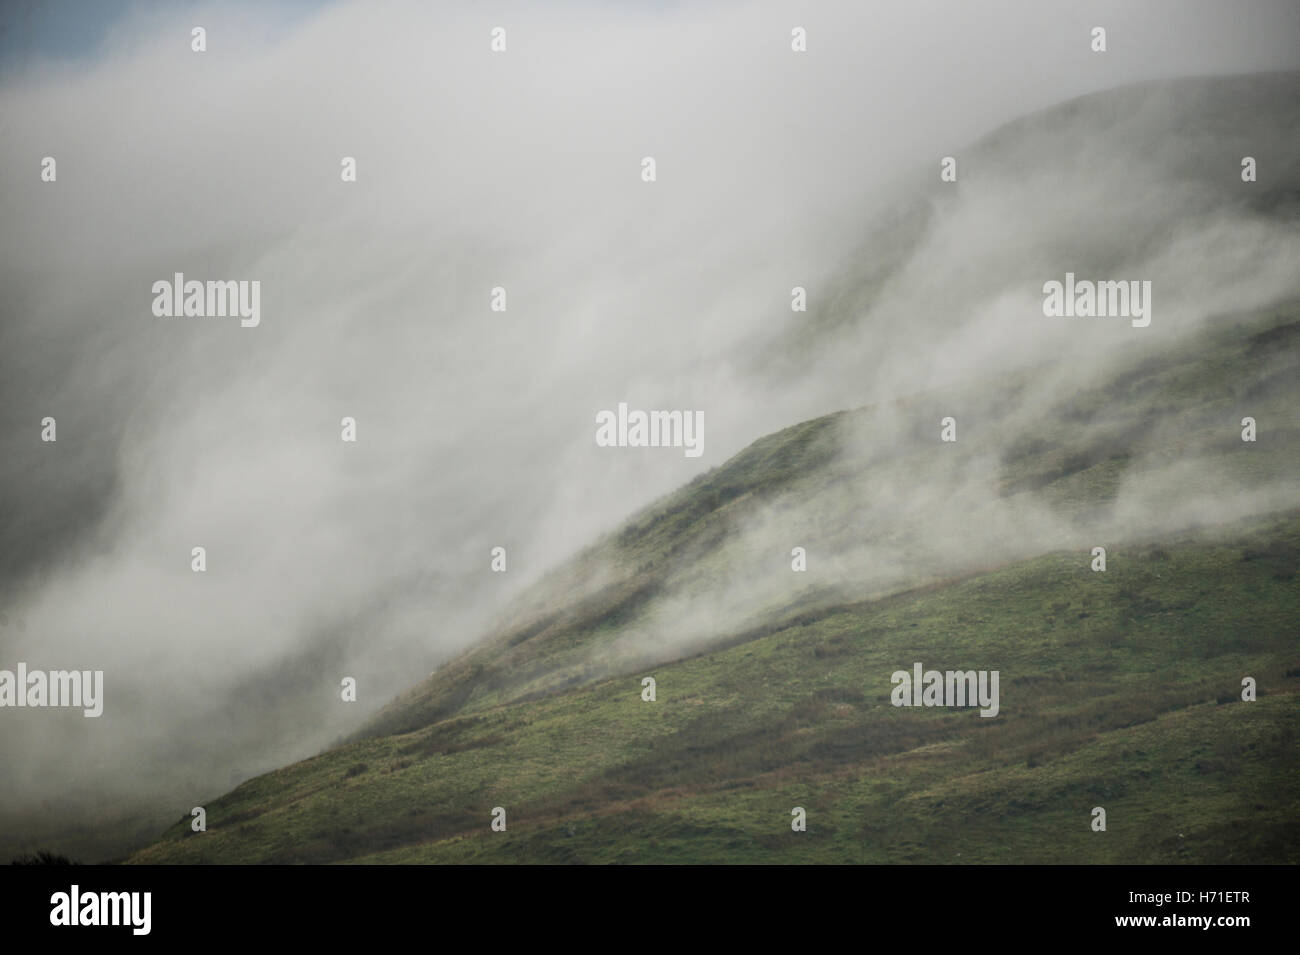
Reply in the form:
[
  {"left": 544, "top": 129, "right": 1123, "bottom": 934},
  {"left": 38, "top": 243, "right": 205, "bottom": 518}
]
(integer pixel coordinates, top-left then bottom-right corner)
[
  {"left": 124, "top": 294, "right": 1300, "bottom": 864},
  {"left": 116, "top": 73, "right": 1300, "bottom": 866},
  {"left": 128, "top": 504, "right": 1300, "bottom": 864},
  {"left": 360, "top": 300, "right": 1300, "bottom": 739}
]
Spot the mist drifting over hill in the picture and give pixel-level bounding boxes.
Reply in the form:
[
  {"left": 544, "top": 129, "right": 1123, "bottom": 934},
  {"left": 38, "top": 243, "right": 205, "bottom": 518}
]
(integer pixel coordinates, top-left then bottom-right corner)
[{"left": 1, "top": 0, "right": 1298, "bottom": 859}]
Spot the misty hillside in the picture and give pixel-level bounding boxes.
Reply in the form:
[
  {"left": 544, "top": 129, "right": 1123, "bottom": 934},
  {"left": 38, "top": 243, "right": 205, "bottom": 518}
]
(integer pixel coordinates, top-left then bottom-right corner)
[
  {"left": 359, "top": 299, "right": 1300, "bottom": 740},
  {"left": 124, "top": 288, "right": 1300, "bottom": 863},
  {"left": 6, "top": 66, "right": 1294, "bottom": 865},
  {"left": 349, "top": 70, "right": 1300, "bottom": 742},
  {"left": 126, "top": 511, "right": 1300, "bottom": 863},
  {"left": 112, "top": 70, "right": 1300, "bottom": 864},
  {"left": 760, "top": 70, "right": 1300, "bottom": 370}
]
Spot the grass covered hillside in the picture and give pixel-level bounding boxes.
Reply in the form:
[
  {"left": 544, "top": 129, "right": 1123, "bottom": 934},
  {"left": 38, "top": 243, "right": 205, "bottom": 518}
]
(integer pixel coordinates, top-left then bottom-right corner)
[
  {"left": 126, "top": 299, "right": 1300, "bottom": 864},
  {"left": 349, "top": 71, "right": 1300, "bottom": 746},
  {"left": 119, "top": 71, "right": 1300, "bottom": 866},
  {"left": 128, "top": 506, "right": 1299, "bottom": 864},
  {"left": 357, "top": 299, "right": 1300, "bottom": 740}
]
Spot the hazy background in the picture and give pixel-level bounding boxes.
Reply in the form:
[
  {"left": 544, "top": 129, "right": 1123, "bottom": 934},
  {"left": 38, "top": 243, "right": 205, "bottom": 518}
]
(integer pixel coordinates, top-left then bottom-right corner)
[{"left": 1, "top": 0, "right": 1298, "bottom": 854}]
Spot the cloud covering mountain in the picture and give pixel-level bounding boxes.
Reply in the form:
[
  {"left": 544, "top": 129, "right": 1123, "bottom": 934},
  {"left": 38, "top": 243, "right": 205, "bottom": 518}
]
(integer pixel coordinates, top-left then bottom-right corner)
[{"left": 1, "top": 0, "right": 1298, "bottom": 854}]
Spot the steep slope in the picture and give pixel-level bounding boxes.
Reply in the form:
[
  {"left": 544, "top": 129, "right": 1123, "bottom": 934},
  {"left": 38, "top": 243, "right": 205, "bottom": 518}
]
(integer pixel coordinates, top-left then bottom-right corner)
[
  {"left": 350, "top": 70, "right": 1300, "bottom": 740},
  {"left": 126, "top": 297, "right": 1300, "bottom": 864},
  {"left": 121, "top": 71, "right": 1300, "bottom": 864},
  {"left": 360, "top": 298, "right": 1300, "bottom": 738},
  {"left": 128, "top": 505, "right": 1300, "bottom": 864}
]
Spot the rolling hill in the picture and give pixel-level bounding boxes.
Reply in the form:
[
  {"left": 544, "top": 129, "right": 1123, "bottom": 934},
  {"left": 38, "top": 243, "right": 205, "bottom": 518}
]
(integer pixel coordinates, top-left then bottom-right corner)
[
  {"left": 125, "top": 297, "right": 1300, "bottom": 863},
  {"left": 113, "top": 70, "right": 1300, "bottom": 865}
]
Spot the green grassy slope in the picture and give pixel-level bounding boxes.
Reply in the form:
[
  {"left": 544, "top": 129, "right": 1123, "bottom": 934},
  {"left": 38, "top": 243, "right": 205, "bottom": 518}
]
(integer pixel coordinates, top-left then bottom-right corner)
[
  {"left": 125, "top": 299, "right": 1300, "bottom": 864},
  {"left": 128, "top": 507, "right": 1299, "bottom": 864},
  {"left": 351, "top": 71, "right": 1300, "bottom": 742},
  {"left": 359, "top": 299, "right": 1300, "bottom": 739},
  {"left": 121, "top": 72, "right": 1300, "bottom": 866}
]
